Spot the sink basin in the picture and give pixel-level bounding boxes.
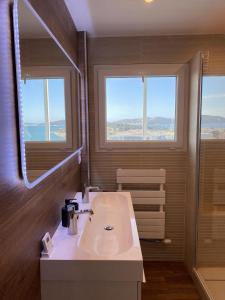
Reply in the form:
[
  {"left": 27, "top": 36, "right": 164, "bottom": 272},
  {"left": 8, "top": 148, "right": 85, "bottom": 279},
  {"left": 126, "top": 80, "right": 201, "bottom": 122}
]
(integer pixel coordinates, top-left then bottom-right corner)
[
  {"left": 40, "top": 192, "right": 143, "bottom": 300},
  {"left": 79, "top": 193, "right": 136, "bottom": 257}
]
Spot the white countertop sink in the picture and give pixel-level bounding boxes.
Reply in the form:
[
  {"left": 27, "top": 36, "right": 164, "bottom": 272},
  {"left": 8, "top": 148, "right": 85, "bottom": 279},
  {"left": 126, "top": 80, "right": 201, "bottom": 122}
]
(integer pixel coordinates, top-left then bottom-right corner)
[{"left": 41, "top": 192, "right": 143, "bottom": 282}]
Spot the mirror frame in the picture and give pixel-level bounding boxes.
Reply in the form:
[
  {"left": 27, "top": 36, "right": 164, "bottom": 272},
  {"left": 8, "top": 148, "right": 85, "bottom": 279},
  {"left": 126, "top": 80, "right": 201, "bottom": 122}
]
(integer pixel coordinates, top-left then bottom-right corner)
[{"left": 13, "top": 0, "right": 83, "bottom": 189}]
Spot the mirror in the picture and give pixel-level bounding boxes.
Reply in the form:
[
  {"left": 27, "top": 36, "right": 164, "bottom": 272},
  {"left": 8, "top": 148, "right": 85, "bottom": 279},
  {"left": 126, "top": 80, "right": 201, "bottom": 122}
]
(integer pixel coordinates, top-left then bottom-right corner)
[{"left": 14, "top": 0, "right": 82, "bottom": 186}]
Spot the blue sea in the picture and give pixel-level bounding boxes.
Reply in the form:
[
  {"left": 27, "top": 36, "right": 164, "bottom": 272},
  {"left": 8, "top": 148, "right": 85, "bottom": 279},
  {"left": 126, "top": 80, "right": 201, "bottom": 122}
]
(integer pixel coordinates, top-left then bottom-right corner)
[{"left": 24, "top": 124, "right": 66, "bottom": 141}]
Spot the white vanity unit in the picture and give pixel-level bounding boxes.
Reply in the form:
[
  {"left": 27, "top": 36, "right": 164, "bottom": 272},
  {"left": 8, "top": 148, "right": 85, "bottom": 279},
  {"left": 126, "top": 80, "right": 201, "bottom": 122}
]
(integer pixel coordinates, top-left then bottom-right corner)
[{"left": 40, "top": 192, "right": 144, "bottom": 300}]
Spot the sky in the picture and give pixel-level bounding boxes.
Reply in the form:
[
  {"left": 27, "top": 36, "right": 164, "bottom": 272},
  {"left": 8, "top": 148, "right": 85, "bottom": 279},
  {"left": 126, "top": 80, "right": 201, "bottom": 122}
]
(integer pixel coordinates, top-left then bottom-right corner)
[
  {"left": 21, "top": 78, "right": 66, "bottom": 123},
  {"left": 106, "top": 76, "right": 177, "bottom": 122},
  {"left": 202, "top": 76, "right": 225, "bottom": 118}
]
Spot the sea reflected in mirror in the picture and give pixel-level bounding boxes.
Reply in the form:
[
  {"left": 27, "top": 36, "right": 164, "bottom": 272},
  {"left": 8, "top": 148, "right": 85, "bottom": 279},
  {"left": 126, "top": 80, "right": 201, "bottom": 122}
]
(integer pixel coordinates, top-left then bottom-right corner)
[{"left": 21, "top": 77, "right": 67, "bottom": 142}]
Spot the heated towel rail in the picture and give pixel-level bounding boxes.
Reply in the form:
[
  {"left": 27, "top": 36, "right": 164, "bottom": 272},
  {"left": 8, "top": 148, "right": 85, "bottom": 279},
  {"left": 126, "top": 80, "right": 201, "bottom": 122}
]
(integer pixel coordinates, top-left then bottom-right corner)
[{"left": 117, "top": 168, "right": 166, "bottom": 240}]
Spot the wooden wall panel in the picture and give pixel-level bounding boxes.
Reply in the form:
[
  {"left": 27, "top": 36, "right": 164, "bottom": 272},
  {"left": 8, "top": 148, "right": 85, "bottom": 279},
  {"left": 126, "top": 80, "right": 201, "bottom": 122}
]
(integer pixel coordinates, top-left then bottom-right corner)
[
  {"left": 27, "top": 0, "right": 78, "bottom": 64},
  {"left": 88, "top": 35, "right": 225, "bottom": 261},
  {"left": 88, "top": 35, "right": 225, "bottom": 75},
  {"left": 0, "top": 1, "right": 83, "bottom": 299},
  {"left": 25, "top": 150, "right": 70, "bottom": 170},
  {"left": 21, "top": 38, "right": 70, "bottom": 66}
]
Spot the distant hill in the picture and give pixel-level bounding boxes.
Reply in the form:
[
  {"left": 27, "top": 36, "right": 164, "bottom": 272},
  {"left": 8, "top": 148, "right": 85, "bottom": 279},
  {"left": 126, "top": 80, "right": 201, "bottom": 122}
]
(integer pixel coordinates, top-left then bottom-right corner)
[
  {"left": 24, "top": 120, "right": 65, "bottom": 126},
  {"left": 108, "top": 117, "right": 175, "bottom": 130},
  {"left": 51, "top": 120, "right": 65, "bottom": 126},
  {"left": 107, "top": 115, "right": 225, "bottom": 130},
  {"left": 201, "top": 115, "right": 225, "bottom": 128},
  {"left": 202, "top": 115, "right": 225, "bottom": 122}
]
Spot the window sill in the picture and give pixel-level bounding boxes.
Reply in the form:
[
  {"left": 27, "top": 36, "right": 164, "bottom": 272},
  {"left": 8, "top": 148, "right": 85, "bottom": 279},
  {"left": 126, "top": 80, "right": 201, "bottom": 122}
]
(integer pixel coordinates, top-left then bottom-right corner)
[{"left": 95, "top": 141, "right": 187, "bottom": 152}]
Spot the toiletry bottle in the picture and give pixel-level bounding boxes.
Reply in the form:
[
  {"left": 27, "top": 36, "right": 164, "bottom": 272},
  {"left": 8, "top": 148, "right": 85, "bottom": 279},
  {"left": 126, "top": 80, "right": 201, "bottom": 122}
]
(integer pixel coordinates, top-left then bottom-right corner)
[
  {"left": 61, "top": 199, "right": 79, "bottom": 227},
  {"left": 61, "top": 205, "right": 69, "bottom": 227}
]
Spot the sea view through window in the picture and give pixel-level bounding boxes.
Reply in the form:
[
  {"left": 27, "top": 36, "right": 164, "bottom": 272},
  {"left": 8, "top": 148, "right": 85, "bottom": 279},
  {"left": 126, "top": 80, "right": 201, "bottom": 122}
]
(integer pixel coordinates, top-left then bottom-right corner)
[{"left": 21, "top": 77, "right": 66, "bottom": 142}]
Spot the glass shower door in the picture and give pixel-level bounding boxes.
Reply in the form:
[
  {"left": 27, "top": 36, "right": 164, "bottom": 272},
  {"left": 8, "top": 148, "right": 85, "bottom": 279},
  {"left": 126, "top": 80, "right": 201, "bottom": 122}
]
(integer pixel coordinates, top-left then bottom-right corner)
[{"left": 196, "top": 76, "right": 225, "bottom": 300}]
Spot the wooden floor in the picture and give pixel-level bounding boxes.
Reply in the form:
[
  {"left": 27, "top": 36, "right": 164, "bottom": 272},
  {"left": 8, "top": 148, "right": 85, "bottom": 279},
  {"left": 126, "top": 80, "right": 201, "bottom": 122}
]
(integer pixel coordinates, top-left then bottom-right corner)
[{"left": 142, "top": 262, "right": 201, "bottom": 300}]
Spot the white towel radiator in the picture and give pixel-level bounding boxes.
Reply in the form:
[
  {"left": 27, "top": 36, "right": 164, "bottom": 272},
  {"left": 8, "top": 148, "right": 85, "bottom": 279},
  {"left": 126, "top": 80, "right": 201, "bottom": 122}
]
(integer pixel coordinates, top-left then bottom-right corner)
[{"left": 117, "top": 168, "right": 166, "bottom": 240}]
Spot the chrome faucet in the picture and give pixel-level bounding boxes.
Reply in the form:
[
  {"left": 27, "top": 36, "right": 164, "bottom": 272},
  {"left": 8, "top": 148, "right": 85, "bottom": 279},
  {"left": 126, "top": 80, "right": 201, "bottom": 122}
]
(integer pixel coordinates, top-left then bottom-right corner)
[
  {"left": 67, "top": 207, "right": 94, "bottom": 236},
  {"left": 67, "top": 205, "right": 77, "bottom": 235},
  {"left": 83, "top": 186, "right": 100, "bottom": 203}
]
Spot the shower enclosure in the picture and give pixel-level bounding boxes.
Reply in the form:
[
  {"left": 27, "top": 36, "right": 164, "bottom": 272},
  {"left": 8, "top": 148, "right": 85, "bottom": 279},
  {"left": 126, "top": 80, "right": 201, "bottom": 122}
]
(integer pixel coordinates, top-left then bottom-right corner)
[{"left": 195, "top": 75, "right": 225, "bottom": 300}]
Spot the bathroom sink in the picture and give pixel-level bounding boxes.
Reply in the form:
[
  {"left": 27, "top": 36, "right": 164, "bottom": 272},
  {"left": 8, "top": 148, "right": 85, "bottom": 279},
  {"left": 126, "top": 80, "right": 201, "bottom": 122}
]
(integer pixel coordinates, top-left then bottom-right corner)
[{"left": 40, "top": 192, "right": 143, "bottom": 300}]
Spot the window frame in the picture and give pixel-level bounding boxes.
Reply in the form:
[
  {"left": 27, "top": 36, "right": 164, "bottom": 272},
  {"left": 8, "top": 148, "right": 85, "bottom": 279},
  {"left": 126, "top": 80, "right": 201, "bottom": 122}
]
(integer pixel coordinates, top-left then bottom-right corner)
[
  {"left": 21, "top": 66, "right": 77, "bottom": 150},
  {"left": 94, "top": 64, "right": 189, "bottom": 152}
]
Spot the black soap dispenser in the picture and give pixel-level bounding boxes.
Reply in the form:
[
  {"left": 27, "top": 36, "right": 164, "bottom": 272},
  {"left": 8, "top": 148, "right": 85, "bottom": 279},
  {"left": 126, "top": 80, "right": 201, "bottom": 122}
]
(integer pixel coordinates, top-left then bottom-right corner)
[{"left": 61, "top": 199, "right": 79, "bottom": 227}]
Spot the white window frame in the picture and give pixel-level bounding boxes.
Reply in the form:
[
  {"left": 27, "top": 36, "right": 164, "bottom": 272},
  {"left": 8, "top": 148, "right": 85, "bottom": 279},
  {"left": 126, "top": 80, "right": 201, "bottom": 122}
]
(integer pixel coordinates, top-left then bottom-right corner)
[
  {"left": 94, "top": 64, "right": 189, "bottom": 152},
  {"left": 21, "top": 66, "right": 76, "bottom": 150}
]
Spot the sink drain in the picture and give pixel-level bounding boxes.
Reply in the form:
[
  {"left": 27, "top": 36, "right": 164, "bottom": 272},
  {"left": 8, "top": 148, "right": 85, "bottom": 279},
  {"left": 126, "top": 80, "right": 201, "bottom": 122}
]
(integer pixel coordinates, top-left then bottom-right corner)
[{"left": 104, "top": 225, "right": 114, "bottom": 231}]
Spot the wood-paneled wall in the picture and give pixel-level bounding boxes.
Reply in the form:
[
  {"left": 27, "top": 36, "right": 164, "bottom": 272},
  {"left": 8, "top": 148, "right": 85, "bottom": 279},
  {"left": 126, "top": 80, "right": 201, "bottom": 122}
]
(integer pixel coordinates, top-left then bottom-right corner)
[
  {"left": 0, "top": 1, "right": 84, "bottom": 299},
  {"left": 21, "top": 38, "right": 70, "bottom": 66},
  {"left": 88, "top": 35, "right": 225, "bottom": 261},
  {"left": 27, "top": 0, "right": 78, "bottom": 64}
]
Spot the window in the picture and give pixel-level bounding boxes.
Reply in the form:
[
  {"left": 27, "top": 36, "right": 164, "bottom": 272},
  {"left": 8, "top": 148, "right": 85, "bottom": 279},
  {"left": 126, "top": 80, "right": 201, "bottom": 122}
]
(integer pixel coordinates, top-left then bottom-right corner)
[
  {"left": 201, "top": 76, "right": 225, "bottom": 140},
  {"left": 95, "top": 64, "right": 188, "bottom": 151},
  {"left": 106, "top": 76, "right": 176, "bottom": 141},
  {"left": 22, "top": 78, "right": 66, "bottom": 142},
  {"left": 21, "top": 67, "right": 73, "bottom": 148}
]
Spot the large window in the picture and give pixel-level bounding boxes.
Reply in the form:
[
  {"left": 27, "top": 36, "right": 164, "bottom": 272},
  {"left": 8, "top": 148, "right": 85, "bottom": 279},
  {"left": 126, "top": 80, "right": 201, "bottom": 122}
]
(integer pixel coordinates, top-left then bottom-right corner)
[
  {"left": 21, "top": 67, "right": 73, "bottom": 148},
  {"left": 201, "top": 76, "right": 225, "bottom": 140},
  {"left": 106, "top": 76, "right": 176, "bottom": 141},
  {"left": 95, "top": 64, "right": 188, "bottom": 151}
]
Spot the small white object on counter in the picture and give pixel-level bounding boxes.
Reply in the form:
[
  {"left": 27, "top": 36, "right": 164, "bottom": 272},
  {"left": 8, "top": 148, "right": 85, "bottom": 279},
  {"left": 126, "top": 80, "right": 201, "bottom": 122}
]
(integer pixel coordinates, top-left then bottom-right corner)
[{"left": 41, "top": 232, "right": 53, "bottom": 258}]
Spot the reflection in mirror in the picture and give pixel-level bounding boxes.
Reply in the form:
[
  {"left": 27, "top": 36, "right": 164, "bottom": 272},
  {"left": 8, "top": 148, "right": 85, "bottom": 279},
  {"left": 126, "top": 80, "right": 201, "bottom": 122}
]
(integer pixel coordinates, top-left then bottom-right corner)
[{"left": 16, "top": 0, "right": 81, "bottom": 185}]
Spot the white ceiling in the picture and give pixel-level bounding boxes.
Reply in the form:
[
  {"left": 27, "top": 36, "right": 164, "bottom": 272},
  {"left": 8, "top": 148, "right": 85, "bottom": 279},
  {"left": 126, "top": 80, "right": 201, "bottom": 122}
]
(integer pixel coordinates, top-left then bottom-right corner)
[{"left": 65, "top": 0, "right": 225, "bottom": 37}]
